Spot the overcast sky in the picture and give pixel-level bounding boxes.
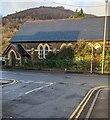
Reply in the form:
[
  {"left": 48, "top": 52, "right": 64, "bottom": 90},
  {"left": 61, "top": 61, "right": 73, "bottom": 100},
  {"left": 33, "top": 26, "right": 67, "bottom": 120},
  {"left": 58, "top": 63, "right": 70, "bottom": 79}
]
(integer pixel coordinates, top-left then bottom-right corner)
[{"left": 0, "top": 0, "right": 110, "bottom": 17}]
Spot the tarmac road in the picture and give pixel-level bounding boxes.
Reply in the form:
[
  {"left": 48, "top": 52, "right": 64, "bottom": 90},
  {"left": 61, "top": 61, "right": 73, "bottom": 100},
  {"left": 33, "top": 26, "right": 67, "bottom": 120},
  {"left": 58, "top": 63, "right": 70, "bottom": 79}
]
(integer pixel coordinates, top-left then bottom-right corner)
[{"left": 1, "top": 70, "right": 109, "bottom": 119}]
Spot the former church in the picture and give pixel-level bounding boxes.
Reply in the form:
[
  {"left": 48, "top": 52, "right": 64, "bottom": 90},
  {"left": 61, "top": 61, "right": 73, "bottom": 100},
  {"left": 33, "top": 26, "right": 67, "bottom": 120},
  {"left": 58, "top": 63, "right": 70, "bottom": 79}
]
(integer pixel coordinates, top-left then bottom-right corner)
[{"left": 3, "top": 17, "right": 110, "bottom": 66}]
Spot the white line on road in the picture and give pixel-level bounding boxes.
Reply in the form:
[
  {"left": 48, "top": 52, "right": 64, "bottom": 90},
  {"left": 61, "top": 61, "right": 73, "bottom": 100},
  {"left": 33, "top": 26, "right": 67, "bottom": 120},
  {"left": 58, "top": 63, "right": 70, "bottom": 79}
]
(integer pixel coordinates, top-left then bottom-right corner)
[
  {"left": 22, "top": 80, "right": 52, "bottom": 84},
  {"left": 22, "top": 81, "right": 33, "bottom": 83},
  {"left": 1, "top": 78, "right": 19, "bottom": 87},
  {"left": 25, "top": 82, "right": 56, "bottom": 95},
  {"left": 34, "top": 81, "right": 48, "bottom": 84}
]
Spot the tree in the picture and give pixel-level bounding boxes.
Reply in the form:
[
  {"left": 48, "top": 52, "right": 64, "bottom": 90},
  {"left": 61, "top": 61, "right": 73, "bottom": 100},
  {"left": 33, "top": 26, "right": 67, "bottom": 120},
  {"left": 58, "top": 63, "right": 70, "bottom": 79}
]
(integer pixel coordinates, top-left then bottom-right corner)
[
  {"left": 74, "top": 8, "right": 84, "bottom": 18},
  {"left": 41, "top": 46, "right": 74, "bottom": 69},
  {"left": 57, "top": 46, "right": 73, "bottom": 60},
  {"left": 70, "top": 8, "right": 85, "bottom": 18}
]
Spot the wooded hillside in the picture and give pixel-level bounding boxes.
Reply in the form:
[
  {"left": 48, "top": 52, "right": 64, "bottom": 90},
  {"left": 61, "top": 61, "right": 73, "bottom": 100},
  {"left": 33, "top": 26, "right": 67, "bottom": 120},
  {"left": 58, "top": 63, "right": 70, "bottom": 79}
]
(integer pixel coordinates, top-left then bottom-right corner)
[{"left": 2, "top": 6, "right": 96, "bottom": 53}]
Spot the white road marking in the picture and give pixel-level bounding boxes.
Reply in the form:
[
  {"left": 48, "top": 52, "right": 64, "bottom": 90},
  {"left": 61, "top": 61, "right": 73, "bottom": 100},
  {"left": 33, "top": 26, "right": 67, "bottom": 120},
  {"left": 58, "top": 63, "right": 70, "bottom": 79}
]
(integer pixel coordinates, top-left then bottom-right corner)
[
  {"left": 34, "top": 81, "right": 46, "bottom": 84},
  {"left": 23, "top": 81, "right": 33, "bottom": 83},
  {"left": 25, "top": 82, "right": 56, "bottom": 95},
  {"left": 13, "top": 73, "right": 17, "bottom": 74},
  {"left": 34, "top": 81, "right": 52, "bottom": 84},
  {"left": 22, "top": 80, "right": 50, "bottom": 84},
  {"left": 22, "top": 80, "right": 52, "bottom": 84},
  {"left": 1, "top": 78, "right": 19, "bottom": 87}
]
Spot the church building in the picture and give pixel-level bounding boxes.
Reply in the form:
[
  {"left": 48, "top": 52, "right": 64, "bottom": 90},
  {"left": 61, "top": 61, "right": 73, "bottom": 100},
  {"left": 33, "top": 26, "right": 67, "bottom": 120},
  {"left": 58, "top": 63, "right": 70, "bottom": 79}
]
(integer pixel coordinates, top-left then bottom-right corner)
[{"left": 3, "top": 17, "right": 110, "bottom": 66}]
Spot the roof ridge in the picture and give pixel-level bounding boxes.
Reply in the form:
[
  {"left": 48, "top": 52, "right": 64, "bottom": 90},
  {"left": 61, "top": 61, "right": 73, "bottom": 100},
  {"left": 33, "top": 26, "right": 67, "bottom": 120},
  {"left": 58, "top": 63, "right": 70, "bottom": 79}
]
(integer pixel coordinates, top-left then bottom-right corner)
[{"left": 25, "top": 17, "right": 97, "bottom": 23}]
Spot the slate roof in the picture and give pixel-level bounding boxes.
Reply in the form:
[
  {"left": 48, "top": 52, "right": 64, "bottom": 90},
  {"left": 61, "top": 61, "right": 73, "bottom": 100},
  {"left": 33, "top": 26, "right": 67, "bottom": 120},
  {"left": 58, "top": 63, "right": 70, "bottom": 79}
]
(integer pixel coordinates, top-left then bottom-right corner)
[
  {"left": 13, "top": 44, "right": 31, "bottom": 57},
  {"left": 3, "top": 44, "right": 31, "bottom": 57},
  {"left": 10, "top": 17, "right": 110, "bottom": 43}
]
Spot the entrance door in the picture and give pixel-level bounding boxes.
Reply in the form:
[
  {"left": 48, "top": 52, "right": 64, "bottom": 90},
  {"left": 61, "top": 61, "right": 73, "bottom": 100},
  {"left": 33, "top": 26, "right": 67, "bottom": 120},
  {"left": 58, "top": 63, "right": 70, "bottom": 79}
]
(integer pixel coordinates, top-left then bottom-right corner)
[{"left": 10, "top": 51, "right": 16, "bottom": 66}]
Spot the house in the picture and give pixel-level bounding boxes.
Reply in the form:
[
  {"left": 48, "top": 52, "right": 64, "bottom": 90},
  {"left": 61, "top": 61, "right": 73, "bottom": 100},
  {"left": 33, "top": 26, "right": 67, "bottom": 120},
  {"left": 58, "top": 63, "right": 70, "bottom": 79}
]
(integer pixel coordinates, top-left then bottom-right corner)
[{"left": 2, "top": 17, "right": 110, "bottom": 66}]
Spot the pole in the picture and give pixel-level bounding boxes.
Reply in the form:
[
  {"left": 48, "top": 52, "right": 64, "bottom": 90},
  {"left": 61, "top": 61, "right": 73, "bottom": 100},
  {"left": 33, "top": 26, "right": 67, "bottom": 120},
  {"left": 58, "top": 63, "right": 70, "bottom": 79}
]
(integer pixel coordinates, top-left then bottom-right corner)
[
  {"left": 90, "top": 45, "right": 93, "bottom": 73},
  {"left": 101, "top": 0, "right": 108, "bottom": 74}
]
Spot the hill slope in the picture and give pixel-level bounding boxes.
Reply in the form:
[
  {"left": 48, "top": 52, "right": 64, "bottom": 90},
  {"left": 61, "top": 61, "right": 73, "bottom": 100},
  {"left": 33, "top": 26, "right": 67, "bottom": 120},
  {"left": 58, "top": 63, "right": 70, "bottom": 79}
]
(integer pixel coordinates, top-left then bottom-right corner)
[
  {"left": 2, "top": 6, "right": 96, "bottom": 53},
  {"left": 4, "top": 6, "right": 95, "bottom": 20}
]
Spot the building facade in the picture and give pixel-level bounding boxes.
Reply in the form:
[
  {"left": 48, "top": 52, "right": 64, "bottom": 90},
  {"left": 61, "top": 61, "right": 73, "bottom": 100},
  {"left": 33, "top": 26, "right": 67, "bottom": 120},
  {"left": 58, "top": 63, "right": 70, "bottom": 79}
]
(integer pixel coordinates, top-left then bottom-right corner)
[{"left": 3, "top": 17, "right": 110, "bottom": 66}]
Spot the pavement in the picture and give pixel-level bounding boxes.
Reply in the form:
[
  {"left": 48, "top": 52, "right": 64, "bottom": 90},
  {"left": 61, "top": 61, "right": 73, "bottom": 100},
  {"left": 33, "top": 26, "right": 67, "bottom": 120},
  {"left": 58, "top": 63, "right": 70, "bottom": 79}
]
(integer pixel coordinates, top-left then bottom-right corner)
[
  {"left": 90, "top": 88, "right": 109, "bottom": 119},
  {"left": 1, "top": 70, "right": 109, "bottom": 119}
]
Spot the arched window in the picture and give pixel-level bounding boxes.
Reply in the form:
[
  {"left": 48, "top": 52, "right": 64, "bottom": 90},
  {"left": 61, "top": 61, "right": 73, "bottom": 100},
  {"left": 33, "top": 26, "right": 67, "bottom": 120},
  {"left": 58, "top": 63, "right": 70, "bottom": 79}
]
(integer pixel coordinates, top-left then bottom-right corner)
[
  {"left": 60, "top": 43, "right": 67, "bottom": 49},
  {"left": 45, "top": 46, "right": 49, "bottom": 57},
  {"left": 40, "top": 46, "right": 43, "bottom": 59},
  {"left": 38, "top": 44, "right": 50, "bottom": 59},
  {"left": 68, "top": 43, "right": 72, "bottom": 47},
  {"left": 44, "top": 44, "right": 50, "bottom": 58}
]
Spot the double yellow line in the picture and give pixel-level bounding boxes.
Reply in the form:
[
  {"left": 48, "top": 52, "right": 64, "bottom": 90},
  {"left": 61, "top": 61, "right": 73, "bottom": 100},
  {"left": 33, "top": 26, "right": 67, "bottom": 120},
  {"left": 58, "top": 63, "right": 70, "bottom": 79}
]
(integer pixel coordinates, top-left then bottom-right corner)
[{"left": 69, "top": 85, "right": 108, "bottom": 120}]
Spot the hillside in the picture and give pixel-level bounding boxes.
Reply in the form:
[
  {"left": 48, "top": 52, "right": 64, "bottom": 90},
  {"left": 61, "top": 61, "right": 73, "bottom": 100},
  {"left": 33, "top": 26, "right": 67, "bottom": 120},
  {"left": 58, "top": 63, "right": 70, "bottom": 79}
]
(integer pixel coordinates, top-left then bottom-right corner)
[
  {"left": 2, "top": 6, "right": 96, "bottom": 53},
  {"left": 5, "top": 6, "right": 75, "bottom": 20},
  {"left": 4, "top": 6, "right": 95, "bottom": 20}
]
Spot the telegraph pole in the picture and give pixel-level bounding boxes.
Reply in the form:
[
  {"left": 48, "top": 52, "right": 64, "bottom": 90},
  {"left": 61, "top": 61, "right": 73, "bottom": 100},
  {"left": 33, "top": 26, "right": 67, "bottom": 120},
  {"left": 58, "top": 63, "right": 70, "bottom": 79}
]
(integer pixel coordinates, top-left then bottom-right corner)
[{"left": 101, "top": 0, "right": 109, "bottom": 74}]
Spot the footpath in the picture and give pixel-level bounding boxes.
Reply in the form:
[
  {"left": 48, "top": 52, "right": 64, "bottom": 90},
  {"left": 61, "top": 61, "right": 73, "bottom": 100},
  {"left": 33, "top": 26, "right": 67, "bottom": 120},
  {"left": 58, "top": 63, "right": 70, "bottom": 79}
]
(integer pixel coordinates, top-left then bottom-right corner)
[{"left": 90, "top": 88, "right": 109, "bottom": 119}]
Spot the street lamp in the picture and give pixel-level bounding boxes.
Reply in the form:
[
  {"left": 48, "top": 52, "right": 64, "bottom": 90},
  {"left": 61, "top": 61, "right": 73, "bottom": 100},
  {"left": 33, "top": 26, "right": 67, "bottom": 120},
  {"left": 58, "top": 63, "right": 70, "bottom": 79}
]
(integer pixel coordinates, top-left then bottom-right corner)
[
  {"left": 88, "top": 43, "right": 101, "bottom": 73},
  {"left": 101, "top": 0, "right": 109, "bottom": 74}
]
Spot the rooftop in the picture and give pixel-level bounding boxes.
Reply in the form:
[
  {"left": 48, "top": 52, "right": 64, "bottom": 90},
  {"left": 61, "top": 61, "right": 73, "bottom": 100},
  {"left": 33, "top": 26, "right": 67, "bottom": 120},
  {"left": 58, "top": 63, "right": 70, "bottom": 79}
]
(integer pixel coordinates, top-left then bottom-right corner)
[{"left": 10, "top": 17, "right": 110, "bottom": 43}]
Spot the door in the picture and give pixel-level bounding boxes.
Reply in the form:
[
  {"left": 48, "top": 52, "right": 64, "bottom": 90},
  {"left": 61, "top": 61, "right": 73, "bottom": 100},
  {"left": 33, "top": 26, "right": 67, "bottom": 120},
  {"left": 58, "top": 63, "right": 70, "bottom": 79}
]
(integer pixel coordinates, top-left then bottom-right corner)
[{"left": 10, "top": 51, "right": 16, "bottom": 66}]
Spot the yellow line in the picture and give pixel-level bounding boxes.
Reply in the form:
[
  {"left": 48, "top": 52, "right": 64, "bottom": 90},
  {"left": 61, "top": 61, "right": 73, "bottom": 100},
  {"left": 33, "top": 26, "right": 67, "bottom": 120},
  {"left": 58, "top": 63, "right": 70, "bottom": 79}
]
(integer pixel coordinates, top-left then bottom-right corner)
[
  {"left": 68, "top": 86, "right": 108, "bottom": 120},
  {"left": 75, "top": 88, "right": 99, "bottom": 119},
  {"left": 85, "top": 89, "right": 102, "bottom": 118},
  {"left": 68, "top": 88, "right": 94, "bottom": 120}
]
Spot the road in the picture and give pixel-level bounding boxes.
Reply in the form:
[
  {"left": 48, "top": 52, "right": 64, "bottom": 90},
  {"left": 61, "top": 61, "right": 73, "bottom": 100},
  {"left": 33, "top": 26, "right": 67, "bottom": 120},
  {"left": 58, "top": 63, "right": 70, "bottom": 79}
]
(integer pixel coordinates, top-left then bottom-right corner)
[{"left": 1, "top": 70, "right": 109, "bottom": 119}]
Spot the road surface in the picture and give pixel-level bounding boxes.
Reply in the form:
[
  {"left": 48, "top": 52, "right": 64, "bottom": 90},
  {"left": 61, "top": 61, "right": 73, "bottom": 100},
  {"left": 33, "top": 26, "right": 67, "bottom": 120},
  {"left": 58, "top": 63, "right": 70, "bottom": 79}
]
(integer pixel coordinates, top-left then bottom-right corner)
[{"left": 1, "top": 70, "right": 109, "bottom": 119}]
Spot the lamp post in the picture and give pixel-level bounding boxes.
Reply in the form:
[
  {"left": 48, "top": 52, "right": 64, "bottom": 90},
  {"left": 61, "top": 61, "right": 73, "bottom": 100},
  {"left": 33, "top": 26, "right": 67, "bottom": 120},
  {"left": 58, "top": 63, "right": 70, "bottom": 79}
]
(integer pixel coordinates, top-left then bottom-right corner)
[
  {"left": 88, "top": 43, "right": 101, "bottom": 73},
  {"left": 101, "top": 0, "right": 109, "bottom": 74},
  {"left": 90, "top": 44, "right": 93, "bottom": 73}
]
